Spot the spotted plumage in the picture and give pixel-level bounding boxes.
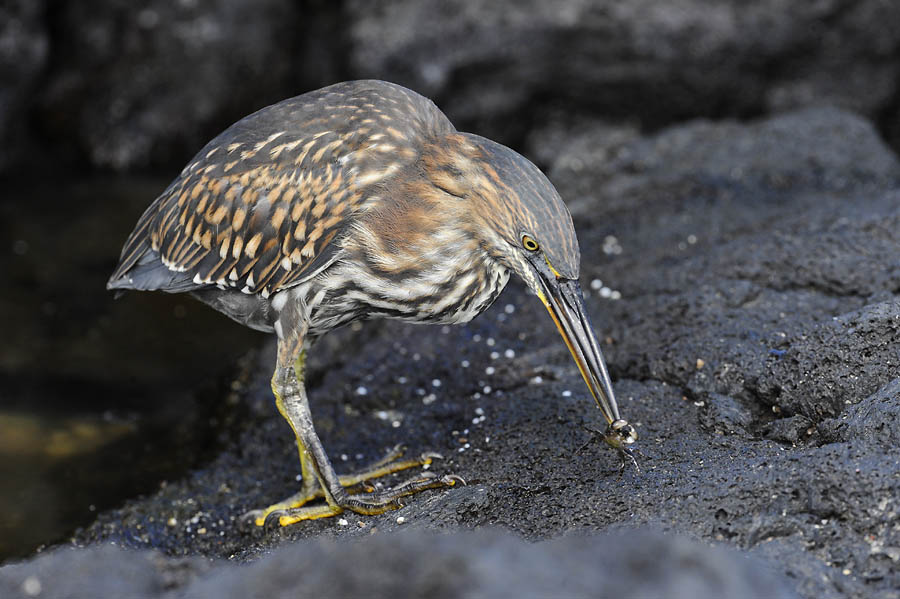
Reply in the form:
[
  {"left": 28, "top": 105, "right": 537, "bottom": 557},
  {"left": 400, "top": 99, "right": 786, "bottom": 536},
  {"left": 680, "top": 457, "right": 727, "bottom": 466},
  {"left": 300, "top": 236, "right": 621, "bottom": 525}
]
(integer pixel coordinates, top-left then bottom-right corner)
[
  {"left": 109, "top": 80, "right": 635, "bottom": 526},
  {"left": 109, "top": 81, "right": 452, "bottom": 300}
]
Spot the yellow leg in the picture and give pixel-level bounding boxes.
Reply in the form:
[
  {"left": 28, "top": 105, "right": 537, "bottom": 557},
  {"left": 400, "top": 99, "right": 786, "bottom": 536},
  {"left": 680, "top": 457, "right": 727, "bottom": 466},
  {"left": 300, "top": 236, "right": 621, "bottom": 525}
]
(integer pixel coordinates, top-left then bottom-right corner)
[
  {"left": 247, "top": 443, "right": 444, "bottom": 526},
  {"left": 276, "top": 474, "right": 460, "bottom": 526},
  {"left": 245, "top": 325, "right": 461, "bottom": 528}
]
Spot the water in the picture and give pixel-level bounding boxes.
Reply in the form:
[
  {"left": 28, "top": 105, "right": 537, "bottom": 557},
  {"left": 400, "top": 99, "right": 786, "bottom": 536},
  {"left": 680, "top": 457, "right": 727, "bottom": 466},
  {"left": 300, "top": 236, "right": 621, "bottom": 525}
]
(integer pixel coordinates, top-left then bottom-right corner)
[{"left": 0, "top": 176, "right": 263, "bottom": 559}]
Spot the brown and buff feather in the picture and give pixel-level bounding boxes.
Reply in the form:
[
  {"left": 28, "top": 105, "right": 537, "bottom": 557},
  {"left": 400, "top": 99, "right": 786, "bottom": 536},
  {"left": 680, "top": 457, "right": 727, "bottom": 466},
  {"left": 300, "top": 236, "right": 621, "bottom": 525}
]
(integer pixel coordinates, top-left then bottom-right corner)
[{"left": 109, "top": 80, "right": 455, "bottom": 297}]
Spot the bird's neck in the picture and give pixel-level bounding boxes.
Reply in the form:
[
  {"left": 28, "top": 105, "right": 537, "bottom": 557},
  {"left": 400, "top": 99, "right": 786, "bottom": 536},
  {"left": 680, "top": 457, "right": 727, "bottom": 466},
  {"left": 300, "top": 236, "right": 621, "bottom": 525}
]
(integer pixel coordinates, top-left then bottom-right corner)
[{"left": 325, "top": 185, "right": 509, "bottom": 325}]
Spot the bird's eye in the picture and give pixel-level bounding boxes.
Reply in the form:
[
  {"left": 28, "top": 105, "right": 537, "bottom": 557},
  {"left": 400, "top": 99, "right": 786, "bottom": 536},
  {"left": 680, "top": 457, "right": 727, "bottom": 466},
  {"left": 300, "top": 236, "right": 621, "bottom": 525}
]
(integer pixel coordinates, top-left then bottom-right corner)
[{"left": 522, "top": 235, "right": 540, "bottom": 252}]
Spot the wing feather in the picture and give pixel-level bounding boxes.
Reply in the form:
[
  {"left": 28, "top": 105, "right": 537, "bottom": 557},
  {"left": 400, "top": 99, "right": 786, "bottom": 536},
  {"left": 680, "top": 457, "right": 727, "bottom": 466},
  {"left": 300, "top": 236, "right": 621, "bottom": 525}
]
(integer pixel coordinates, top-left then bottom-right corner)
[{"left": 108, "top": 80, "right": 456, "bottom": 296}]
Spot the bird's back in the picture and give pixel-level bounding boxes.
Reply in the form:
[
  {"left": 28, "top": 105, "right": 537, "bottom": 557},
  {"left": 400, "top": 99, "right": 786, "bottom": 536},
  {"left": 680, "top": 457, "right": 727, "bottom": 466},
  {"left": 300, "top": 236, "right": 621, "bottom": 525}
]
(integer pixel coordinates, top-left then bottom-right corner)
[{"left": 108, "top": 80, "right": 455, "bottom": 301}]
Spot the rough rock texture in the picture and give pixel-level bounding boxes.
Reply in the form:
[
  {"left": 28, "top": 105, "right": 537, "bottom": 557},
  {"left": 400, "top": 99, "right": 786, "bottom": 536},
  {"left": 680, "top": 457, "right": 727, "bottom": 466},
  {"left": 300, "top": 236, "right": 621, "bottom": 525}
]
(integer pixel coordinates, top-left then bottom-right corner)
[
  {"left": 2, "top": 107, "right": 897, "bottom": 598},
  {"left": 0, "top": 530, "right": 795, "bottom": 599},
  {"left": 36, "top": 0, "right": 306, "bottom": 171},
  {"left": 346, "top": 0, "right": 900, "bottom": 147},
  {"left": 4, "top": 1, "right": 900, "bottom": 174}
]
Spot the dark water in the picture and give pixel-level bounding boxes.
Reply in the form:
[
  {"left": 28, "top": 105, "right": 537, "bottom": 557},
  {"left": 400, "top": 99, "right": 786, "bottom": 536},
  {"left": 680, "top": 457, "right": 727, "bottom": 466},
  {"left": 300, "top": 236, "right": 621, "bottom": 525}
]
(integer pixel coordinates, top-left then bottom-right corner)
[{"left": 0, "top": 176, "right": 264, "bottom": 559}]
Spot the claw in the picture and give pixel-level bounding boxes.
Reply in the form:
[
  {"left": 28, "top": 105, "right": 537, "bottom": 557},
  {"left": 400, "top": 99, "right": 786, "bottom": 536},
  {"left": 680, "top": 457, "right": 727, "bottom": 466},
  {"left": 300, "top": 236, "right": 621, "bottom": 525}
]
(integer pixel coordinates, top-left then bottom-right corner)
[
  {"left": 240, "top": 509, "right": 266, "bottom": 529},
  {"left": 385, "top": 443, "right": 407, "bottom": 460},
  {"left": 264, "top": 509, "right": 288, "bottom": 528},
  {"left": 442, "top": 474, "right": 466, "bottom": 486},
  {"left": 420, "top": 451, "right": 444, "bottom": 462}
]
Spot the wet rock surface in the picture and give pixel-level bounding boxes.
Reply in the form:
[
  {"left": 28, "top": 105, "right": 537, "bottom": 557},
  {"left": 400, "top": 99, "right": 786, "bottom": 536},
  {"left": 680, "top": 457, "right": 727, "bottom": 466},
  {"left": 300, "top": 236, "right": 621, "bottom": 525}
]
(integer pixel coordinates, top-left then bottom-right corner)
[
  {"left": 0, "top": 178, "right": 262, "bottom": 559},
  {"left": 3, "top": 106, "right": 897, "bottom": 598}
]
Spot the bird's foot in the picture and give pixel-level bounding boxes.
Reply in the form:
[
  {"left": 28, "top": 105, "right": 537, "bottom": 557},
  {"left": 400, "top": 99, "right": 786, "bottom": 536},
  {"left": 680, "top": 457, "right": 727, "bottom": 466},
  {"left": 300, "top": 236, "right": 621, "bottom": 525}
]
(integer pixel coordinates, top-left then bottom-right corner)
[
  {"left": 275, "top": 473, "right": 464, "bottom": 526},
  {"left": 244, "top": 444, "right": 453, "bottom": 527}
]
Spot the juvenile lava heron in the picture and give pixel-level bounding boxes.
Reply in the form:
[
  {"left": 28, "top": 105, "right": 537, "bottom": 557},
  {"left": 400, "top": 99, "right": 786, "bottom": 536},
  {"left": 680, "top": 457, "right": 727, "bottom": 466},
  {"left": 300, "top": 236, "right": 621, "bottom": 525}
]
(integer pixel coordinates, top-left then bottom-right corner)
[{"left": 109, "top": 80, "right": 637, "bottom": 526}]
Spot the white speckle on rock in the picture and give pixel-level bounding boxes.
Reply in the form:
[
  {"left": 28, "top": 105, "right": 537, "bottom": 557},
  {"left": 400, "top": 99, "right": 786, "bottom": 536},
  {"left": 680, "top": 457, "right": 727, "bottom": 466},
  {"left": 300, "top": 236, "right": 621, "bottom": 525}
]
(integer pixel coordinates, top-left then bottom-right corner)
[
  {"left": 22, "top": 576, "right": 42, "bottom": 597},
  {"left": 485, "top": 366, "right": 495, "bottom": 375},
  {"left": 602, "top": 235, "right": 623, "bottom": 255},
  {"left": 504, "top": 349, "right": 515, "bottom": 358},
  {"left": 356, "top": 386, "right": 368, "bottom": 396}
]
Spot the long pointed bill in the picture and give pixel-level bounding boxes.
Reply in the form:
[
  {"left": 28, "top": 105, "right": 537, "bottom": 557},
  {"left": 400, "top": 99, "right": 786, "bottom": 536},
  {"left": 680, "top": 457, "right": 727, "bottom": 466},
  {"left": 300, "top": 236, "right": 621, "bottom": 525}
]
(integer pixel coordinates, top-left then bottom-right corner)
[{"left": 535, "top": 276, "right": 637, "bottom": 450}]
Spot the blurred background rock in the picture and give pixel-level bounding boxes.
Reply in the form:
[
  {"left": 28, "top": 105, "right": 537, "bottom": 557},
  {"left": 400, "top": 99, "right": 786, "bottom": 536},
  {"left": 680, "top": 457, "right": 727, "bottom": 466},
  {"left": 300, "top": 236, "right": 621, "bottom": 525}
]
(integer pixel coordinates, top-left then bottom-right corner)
[
  {"left": 4, "top": 0, "right": 900, "bottom": 176},
  {"left": 1, "top": 0, "right": 899, "bottom": 575}
]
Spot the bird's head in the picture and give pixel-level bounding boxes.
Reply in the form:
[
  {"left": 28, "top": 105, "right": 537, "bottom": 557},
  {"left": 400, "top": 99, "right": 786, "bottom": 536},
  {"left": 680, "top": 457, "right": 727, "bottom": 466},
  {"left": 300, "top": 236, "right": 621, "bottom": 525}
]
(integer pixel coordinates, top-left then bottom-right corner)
[{"left": 431, "top": 133, "right": 638, "bottom": 450}]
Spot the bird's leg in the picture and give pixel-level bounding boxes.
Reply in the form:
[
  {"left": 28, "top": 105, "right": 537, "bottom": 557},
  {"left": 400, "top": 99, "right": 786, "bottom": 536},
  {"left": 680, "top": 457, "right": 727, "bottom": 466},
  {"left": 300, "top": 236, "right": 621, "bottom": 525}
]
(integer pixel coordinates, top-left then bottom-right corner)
[
  {"left": 247, "top": 327, "right": 459, "bottom": 527},
  {"left": 244, "top": 352, "right": 319, "bottom": 525}
]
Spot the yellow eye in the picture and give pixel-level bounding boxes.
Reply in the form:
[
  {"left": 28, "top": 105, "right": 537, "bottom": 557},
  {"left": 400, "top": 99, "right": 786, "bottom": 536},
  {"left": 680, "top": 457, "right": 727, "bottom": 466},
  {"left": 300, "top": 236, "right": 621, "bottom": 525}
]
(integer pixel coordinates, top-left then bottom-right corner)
[{"left": 522, "top": 235, "right": 539, "bottom": 251}]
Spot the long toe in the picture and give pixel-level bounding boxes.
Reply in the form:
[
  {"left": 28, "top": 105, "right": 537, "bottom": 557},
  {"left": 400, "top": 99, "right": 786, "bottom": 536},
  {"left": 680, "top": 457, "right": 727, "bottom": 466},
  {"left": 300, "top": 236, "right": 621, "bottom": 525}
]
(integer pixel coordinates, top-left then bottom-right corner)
[
  {"left": 245, "top": 448, "right": 456, "bottom": 527},
  {"left": 334, "top": 446, "right": 445, "bottom": 489},
  {"left": 243, "top": 488, "right": 320, "bottom": 527},
  {"left": 340, "top": 472, "right": 462, "bottom": 516}
]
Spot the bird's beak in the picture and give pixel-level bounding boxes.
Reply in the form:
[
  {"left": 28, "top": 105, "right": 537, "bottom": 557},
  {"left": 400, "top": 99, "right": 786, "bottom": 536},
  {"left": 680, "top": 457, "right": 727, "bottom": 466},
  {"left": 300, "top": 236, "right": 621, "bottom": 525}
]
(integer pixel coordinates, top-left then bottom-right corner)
[{"left": 532, "top": 263, "right": 637, "bottom": 449}]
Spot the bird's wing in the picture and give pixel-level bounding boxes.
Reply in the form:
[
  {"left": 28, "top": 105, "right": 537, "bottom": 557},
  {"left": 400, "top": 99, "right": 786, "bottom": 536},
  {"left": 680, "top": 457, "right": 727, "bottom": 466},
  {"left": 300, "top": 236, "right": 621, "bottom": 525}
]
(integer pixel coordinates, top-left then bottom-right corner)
[{"left": 109, "top": 81, "right": 455, "bottom": 297}]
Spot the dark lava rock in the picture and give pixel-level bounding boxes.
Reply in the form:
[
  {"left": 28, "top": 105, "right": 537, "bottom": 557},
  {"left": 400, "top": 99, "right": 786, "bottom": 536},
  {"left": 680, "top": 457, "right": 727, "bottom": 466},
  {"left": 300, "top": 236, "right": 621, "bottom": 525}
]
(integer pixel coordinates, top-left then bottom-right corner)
[
  {"left": 0, "top": 529, "right": 796, "bottom": 599},
  {"left": 756, "top": 300, "right": 900, "bottom": 421},
  {"left": 37, "top": 0, "right": 303, "bottom": 171},
  {"left": 4, "top": 103, "right": 900, "bottom": 597},
  {"left": 346, "top": 0, "right": 900, "bottom": 148},
  {"left": 6, "top": 1, "right": 900, "bottom": 174},
  {"left": 0, "top": 0, "right": 48, "bottom": 171},
  {"left": 820, "top": 378, "right": 900, "bottom": 452}
]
